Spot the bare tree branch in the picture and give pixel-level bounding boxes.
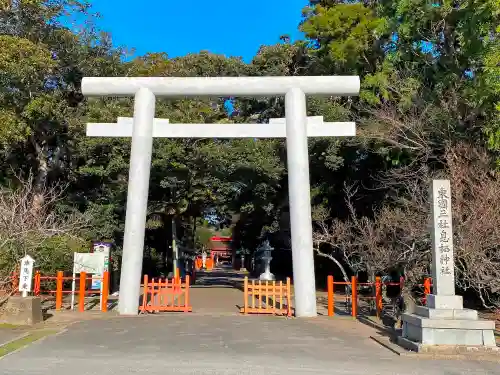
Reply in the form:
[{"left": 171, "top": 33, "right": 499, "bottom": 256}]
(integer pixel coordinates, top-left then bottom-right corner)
[{"left": 0, "top": 174, "right": 95, "bottom": 299}]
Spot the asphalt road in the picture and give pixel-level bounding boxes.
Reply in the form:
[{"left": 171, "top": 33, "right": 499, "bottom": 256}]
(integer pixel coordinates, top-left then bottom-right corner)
[{"left": 1, "top": 315, "right": 499, "bottom": 375}]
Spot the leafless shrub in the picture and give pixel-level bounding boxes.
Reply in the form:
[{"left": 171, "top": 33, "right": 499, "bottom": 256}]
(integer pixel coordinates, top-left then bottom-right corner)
[
  {"left": 313, "top": 181, "right": 430, "bottom": 290},
  {"left": 447, "top": 144, "right": 500, "bottom": 308},
  {"left": 358, "top": 103, "right": 450, "bottom": 164},
  {"left": 313, "top": 143, "right": 500, "bottom": 309},
  {"left": 0, "top": 175, "right": 94, "bottom": 301}
]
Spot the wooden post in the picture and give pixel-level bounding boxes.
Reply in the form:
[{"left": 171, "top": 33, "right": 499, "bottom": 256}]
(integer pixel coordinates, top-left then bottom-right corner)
[
  {"left": 265, "top": 281, "right": 269, "bottom": 312},
  {"left": 151, "top": 278, "right": 157, "bottom": 312},
  {"left": 184, "top": 275, "right": 190, "bottom": 312},
  {"left": 375, "top": 276, "right": 382, "bottom": 319},
  {"left": 101, "top": 271, "right": 109, "bottom": 312},
  {"left": 258, "top": 280, "right": 262, "bottom": 310},
  {"left": 327, "top": 275, "right": 334, "bottom": 317},
  {"left": 251, "top": 279, "right": 255, "bottom": 310},
  {"left": 272, "top": 281, "right": 276, "bottom": 314},
  {"left": 278, "top": 280, "right": 283, "bottom": 313},
  {"left": 286, "top": 277, "right": 292, "bottom": 317},
  {"left": 243, "top": 277, "right": 248, "bottom": 314},
  {"left": 351, "top": 276, "right": 358, "bottom": 319},
  {"left": 55, "top": 271, "right": 63, "bottom": 310},
  {"left": 141, "top": 275, "right": 148, "bottom": 312},
  {"left": 79, "top": 271, "right": 86, "bottom": 312}
]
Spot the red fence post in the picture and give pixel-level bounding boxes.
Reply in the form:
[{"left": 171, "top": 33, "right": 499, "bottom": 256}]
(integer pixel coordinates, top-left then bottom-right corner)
[
  {"left": 327, "top": 275, "right": 334, "bottom": 317},
  {"left": 55, "top": 271, "right": 63, "bottom": 310},
  {"left": 184, "top": 275, "right": 190, "bottom": 312},
  {"left": 375, "top": 276, "right": 382, "bottom": 319},
  {"left": 34, "top": 271, "right": 41, "bottom": 296},
  {"left": 141, "top": 275, "right": 148, "bottom": 312},
  {"left": 286, "top": 277, "right": 292, "bottom": 317},
  {"left": 79, "top": 271, "right": 86, "bottom": 312},
  {"left": 351, "top": 276, "right": 358, "bottom": 319},
  {"left": 243, "top": 277, "right": 248, "bottom": 314},
  {"left": 101, "top": 271, "right": 109, "bottom": 312},
  {"left": 423, "top": 277, "right": 431, "bottom": 305}
]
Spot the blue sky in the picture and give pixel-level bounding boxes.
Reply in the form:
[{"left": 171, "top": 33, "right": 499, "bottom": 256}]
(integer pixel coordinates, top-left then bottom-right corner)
[{"left": 87, "top": 0, "right": 307, "bottom": 62}]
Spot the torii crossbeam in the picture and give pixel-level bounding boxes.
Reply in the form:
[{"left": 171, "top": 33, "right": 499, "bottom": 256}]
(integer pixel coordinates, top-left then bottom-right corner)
[
  {"left": 82, "top": 76, "right": 360, "bottom": 317},
  {"left": 87, "top": 116, "right": 355, "bottom": 138}
]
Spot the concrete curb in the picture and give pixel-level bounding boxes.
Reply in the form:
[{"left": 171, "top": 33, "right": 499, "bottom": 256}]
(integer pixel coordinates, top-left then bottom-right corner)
[
  {"left": 0, "top": 328, "right": 63, "bottom": 360},
  {"left": 0, "top": 332, "right": 30, "bottom": 350}
]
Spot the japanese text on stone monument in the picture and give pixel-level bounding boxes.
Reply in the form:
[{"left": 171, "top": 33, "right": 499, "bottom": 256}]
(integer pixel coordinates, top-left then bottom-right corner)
[{"left": 431, "top": 180, "right": 455, "bottom": 295}]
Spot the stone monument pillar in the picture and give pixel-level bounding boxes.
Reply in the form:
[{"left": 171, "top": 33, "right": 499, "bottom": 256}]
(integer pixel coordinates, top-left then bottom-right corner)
[{"left": 398, "top": 180, "right": 497, "bottom": 352}]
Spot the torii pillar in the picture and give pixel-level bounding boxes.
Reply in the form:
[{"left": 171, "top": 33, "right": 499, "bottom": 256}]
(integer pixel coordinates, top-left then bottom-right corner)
[{"left": 82, "top": 76, "right": 360, "bottom": 317}]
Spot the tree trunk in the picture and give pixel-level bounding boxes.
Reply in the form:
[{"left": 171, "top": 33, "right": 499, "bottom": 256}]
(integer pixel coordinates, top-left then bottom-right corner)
[
  {"left": 314, "top": 249, "right": 350, "bottom": 283},
  {"left": 32, "top": 144, "right": 49, "bottom": 213}
]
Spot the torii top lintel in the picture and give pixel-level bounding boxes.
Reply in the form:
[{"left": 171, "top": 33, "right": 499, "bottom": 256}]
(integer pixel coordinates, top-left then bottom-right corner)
[{"left": 81, "top": 76, "right": 360, "bottom": 97}]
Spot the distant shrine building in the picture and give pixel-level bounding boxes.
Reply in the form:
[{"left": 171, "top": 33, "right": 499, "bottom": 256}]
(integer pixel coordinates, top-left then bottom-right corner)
[{"left": 209, "top": 236, "right": 233, "bottom": 263}]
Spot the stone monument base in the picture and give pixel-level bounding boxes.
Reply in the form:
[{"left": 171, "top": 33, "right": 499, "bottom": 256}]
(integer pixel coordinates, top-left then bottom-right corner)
[
  {"left": 399, "top": 294, "right": 497, "bottom": 351},
  {"left": 397, "top": 337, "right": 499, "bottom": 354},
  {"left": 0, "top": 296, "right": 43, "bottom": 325}
]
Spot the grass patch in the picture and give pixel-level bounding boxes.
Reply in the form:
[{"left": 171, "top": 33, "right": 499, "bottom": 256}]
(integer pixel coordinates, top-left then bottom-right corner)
[
  {"left": 0, "top": 323, "right": 21, "bottom": 329},
  {"left": 0, "top": 330, "right": 58, "bottom": 358}
]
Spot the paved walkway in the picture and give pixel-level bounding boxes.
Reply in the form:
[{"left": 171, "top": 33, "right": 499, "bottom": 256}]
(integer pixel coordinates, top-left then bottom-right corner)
[
  {"left": 1, "top": 314, "right": 499, "bottom": 375},
  {"left": 190, "top": 267, "right": 247, "bottom": 315},
  {"left": 2, "top": 268, "right": 498, "bottom": 374}
]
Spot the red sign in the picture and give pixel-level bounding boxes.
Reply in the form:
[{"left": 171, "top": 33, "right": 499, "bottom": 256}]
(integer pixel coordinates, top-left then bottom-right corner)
[{"left": 210, "top": 236, "right": 232, "bottom": 242}]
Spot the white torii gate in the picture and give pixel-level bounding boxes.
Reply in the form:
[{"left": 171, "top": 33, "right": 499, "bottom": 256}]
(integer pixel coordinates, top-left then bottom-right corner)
[{"left": 82, "top": 76, "right": 360, "bottom": 317}]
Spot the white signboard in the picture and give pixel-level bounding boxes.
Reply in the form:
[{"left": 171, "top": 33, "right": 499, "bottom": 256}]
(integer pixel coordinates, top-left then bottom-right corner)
[
  {"left": 71, "top": 252, "right": 105, "bottom": 310},
  {"left": 18, "top": 255, "right": 35, "bottom": 297},
  {"left": 91, "top": 242, "right": 111, "bottom": 289},
  {"left": 73, "top": 252, "right": 105, "bottom": 273}
]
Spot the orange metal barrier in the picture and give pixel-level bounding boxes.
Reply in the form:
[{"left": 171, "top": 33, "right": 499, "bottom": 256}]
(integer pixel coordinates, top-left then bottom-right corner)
[
  {"left": 33, "top": 271, "right": 109, "bottom": 312},
  {"left": 140, "top": 274, "right": 192, "bottom": 313},
  {"left": 423, "top": 278, "right": 431, "bottom": 305},
  {"left": 240, "top": 277, "right": 292, "bottom": 316},
  {"left": 195, "top": 258, "right": 202, "bottom": 270},
  {"left": 194, "top": 257, "right": 214, "bottom": 271},
  {"left": 326, "top": 276, "right": 355, "bottom": 317},
  {"left": 327, "top": 276, "right": 432, "bottom": 318},
  {"left": 206, "top": 258, "right": 214, "bottom": 270}
]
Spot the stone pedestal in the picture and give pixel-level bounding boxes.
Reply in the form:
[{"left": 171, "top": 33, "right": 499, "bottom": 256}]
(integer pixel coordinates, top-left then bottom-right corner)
[
  {"left": 259, "top": 257, "right": 275, "bottom": 281},
  {"left": 0, "top": 296, "right": 43, "bottom": 325},
  {"left": 398, "top": 294, "right": 497, "bottom": 352}
]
